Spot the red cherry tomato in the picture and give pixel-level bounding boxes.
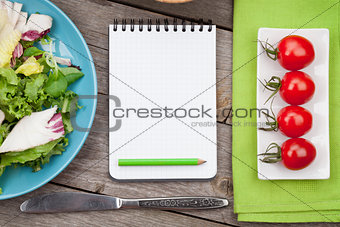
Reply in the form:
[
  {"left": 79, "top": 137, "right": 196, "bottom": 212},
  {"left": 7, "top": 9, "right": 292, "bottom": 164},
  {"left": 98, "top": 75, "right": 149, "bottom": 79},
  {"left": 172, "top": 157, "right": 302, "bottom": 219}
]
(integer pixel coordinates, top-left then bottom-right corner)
[
  {"left": 281, "top": 138, "right": 316, "bottom": 170},
  {"left": 277, "top": 35, "right": 315, "bottom": 71},
  {"left": 280, "top": 71, "right": 315, "bottom": 105},
  {"left": 260, "top": 71, "right": 315, "bottom": 105},
  {"left": 277, "top": 106, "right": 312, "bottom": 138},
  {"left": 259, "top": 138, "right": 316, "bottom": 170}
]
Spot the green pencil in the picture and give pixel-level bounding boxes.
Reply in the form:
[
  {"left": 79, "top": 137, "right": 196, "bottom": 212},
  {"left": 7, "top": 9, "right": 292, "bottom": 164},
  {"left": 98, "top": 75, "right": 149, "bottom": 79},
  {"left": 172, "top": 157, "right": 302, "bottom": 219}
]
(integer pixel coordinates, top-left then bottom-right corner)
[{"left": 118, "top": 158, "right": 206, "bottom": 166}]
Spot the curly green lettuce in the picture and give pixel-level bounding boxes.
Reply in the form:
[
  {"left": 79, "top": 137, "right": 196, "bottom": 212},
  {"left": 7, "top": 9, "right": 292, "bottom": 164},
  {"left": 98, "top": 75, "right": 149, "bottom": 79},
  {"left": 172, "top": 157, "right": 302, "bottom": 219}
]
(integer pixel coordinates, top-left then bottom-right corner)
[{"left": 0, "top": 43, "right": 84, "bottom": 194}]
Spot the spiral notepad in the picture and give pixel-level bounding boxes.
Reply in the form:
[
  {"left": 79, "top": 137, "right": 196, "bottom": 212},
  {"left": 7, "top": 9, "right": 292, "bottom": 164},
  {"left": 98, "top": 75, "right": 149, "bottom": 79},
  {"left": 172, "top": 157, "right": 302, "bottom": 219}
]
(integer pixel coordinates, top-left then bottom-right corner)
[{"left": 109, "top": 19, "right": 217, "bottom": 180}]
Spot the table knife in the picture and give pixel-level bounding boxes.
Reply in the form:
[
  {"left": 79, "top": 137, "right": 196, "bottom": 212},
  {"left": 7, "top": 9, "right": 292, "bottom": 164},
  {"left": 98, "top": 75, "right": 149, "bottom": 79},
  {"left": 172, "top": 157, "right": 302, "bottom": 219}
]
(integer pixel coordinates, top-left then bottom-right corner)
[{"left": 20, "top": 192, "right": 228, "bottom": 213}]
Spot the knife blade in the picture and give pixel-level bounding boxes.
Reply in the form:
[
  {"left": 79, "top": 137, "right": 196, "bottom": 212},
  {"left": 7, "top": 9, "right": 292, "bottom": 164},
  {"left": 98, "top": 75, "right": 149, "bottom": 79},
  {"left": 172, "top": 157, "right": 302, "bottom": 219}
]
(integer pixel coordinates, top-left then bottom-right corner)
[{"left": 20, "top": 192, "right": 228, "bottom": 213}]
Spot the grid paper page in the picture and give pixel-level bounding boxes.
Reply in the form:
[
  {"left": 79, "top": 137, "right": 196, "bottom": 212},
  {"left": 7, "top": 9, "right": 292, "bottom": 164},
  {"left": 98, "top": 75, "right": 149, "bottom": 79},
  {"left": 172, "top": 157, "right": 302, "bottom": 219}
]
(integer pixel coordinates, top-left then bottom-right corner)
[{"left": 109, "top": 24, "right": 216, "bottom": 180}]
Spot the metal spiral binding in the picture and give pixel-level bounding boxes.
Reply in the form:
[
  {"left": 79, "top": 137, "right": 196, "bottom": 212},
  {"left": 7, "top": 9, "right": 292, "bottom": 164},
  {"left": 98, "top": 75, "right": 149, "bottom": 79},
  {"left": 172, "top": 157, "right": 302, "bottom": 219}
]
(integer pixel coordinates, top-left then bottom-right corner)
[
  {"left": 208, "top": 19, "right": 212, "bottom": 32},
  {"left": 164, "top": 19, "right": 169, "bottom": 32},
  {"left": 130, "top": 19, "right": 135, "bottom": 32},
  {"left": 182, "top": 20, "right": 186, "bottom": 32},
  {"left": 113, "top": 19, "right": 118, "bottom": 31},
  {"left": 156, "top": 19, "right": 160, "bottom": 32},
  {"left": 147, "top": 19, "right": 152, "bottom": 32},
  {"left": 199, "top": 19, "right": 203, "bottom": 32},
  {"left": 122, "top": 19, "right": 126, "bottom": 31},
  {"left": 112, "top": 19, "right": 212, "bottom": 32},
  {"left": 173, "top": 18, "right": 178, "bottom": 32},
  {"left": 139, "top": 19, "right": 143, "bottom": 32}
]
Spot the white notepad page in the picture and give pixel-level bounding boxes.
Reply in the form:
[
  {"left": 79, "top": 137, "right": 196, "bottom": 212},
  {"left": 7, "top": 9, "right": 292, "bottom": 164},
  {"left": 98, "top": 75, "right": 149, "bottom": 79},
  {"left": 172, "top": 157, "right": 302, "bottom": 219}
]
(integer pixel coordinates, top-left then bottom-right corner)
[{"left": 109, "top": 23, "right": 216, "bottom": 180}]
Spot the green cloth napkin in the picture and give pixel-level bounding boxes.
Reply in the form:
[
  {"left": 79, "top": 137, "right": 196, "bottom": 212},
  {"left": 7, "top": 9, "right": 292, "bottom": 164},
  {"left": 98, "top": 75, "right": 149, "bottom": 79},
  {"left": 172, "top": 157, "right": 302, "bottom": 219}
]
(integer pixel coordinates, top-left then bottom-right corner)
[{"left": 232, "top": 0, "right": 340, "bottom": 222}]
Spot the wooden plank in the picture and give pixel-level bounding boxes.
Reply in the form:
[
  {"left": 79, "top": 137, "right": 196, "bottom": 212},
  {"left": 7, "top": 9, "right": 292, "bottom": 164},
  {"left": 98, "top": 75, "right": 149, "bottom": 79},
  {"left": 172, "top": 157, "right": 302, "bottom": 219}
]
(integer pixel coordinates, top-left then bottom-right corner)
[
  {"left": 1, "top": 183, "right": 331, "bottom": 227},
  {"left": 0, "top": 0, "right": 331, "bottom": 225},
  {"left": 106, "top": 0, "right": 234, "bottom": 30},
  {"left": 0, "top": 183, "right": 225, "bottom": 227}
]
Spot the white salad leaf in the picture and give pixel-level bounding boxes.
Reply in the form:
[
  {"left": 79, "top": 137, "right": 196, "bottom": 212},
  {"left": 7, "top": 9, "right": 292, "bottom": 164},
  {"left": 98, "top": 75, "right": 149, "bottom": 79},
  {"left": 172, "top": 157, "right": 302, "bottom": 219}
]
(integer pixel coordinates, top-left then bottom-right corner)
[
  {"left": 10, "top": 2, "right": 22, "bottom": 26},
  {"left": 0, "top": 8, "right": 7, "bottom": 30},
  {"left": 14, "top": 11, "right": 27, "bottom": 33},
  {"left": 0, "top": 0, "right": 22, "bottom": 26},
  {"left": 3, "top": 1, "right": 12, "bottom": 20},
  {"left": 55, "top": 57, "right": 72, "bottom": 66},
  {"left": 0, "top": 8, "right": 21, "bottom": 68},
  {"left": 0, "top": 0, "right": 6, "bottom": 10},
  {"left": 21, "top": 13, "right": 53, "bottom": 41},
  {"left": 0, "top": 107, "right": 65, "bottom": 153},
  {"left": 23, "top": 14, "right": 53, "bottom": 34}
]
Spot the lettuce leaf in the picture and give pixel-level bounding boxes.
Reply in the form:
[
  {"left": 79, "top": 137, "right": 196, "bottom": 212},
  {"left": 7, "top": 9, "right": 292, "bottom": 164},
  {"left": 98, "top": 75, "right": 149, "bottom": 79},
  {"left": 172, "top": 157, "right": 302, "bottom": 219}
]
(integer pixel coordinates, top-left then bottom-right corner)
[
  {"left": 0, "top": 137, "right": 65, "bottom": 171},
  {"left": 0, "top": 139, "right": 60, "bottom": 166},
  {"left": 59, "top": 67, "right": 84, "bottom": 86},
  {"left": 24, "top": 73, "right": 47, "bottom": 101},
  {"left": 21, "top": 138, "right": 68, "bottom": 172},
  {"left": 0, "top": 69, "right": 49, "bottom": 120},
  {"left": 44, "top": 70, "right": 68, "bottom": 98},
  {"left": 0, "top": 68, "right": 19, "bottom": 85},
  {"left": 15, "top": 56, "right": 44, "bottom": 76},
  {"left": 0, "top": 77, "right": 17, "bottom": 104},
  {"left": 20, "top": 40, "right": 35, "bottom": 49},
  {"left": 23, "top": 47, "right": 45, "bottom": 57},
  {"left": 0, "top": 123, "right": 13, "bottom": 145}
]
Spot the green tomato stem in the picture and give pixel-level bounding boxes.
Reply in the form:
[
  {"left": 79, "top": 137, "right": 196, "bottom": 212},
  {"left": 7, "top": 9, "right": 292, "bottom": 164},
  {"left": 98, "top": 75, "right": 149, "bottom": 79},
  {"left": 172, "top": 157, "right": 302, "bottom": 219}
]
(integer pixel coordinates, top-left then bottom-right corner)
[
  {"left": 258, "top": 39, "right": 279, "bottom": 61},
  {"left": 258, "top": 142, "right": 282, "bottom": 163},
  {"left": 258, "top": 76, "right": 282, "bottom": 105}
]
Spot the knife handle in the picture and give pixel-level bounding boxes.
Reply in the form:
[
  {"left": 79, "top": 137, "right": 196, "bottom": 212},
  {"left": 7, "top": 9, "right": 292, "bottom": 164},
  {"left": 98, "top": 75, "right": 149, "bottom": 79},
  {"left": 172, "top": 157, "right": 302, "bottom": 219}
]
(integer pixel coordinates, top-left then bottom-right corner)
[{"left": 120, "top": 197, "right": 228, "bottom": 210}]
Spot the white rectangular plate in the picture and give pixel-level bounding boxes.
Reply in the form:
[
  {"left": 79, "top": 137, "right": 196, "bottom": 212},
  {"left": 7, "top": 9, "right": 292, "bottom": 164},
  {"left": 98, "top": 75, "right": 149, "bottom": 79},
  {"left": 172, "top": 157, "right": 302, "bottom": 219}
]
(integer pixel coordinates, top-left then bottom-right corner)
[{"left": 257, "top": 28, "right": 330, "bottom": 180}]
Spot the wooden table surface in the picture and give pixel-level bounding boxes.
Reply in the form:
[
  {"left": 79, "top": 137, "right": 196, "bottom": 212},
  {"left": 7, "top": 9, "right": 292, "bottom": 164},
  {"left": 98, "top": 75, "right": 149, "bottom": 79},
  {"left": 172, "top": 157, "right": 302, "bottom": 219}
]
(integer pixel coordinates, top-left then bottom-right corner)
[{"left": 0, "top": 1, "right": 334, "bottom": 226}]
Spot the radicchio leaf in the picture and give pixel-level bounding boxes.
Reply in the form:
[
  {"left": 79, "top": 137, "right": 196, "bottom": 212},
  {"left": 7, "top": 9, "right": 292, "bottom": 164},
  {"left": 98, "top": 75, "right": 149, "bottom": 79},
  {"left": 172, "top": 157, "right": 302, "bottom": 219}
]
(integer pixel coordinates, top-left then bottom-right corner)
[{"left": 10, "top": 42, "right": 23, "bottom": 67}]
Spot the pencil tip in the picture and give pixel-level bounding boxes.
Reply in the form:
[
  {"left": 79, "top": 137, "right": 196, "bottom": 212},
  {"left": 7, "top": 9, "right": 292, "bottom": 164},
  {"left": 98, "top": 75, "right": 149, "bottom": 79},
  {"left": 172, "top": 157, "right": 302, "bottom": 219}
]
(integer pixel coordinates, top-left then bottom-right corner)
[{"left": 198, "top": 159, "right": 207, "bottom": 165}]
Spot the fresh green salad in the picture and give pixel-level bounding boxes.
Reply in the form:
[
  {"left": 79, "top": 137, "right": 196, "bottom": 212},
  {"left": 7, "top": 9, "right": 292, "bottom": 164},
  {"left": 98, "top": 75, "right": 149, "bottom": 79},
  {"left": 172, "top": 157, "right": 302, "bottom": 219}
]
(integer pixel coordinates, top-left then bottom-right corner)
[{"left": 0, "top": 2, "right": 84, "bottom": 194}]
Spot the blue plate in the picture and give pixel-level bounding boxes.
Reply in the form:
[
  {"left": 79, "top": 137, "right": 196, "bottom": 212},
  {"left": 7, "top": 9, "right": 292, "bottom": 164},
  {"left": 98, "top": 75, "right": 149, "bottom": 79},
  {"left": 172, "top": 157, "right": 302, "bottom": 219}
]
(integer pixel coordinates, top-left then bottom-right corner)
[{"left": 0, "top": 0, "right": 97, "bottom": 200}]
